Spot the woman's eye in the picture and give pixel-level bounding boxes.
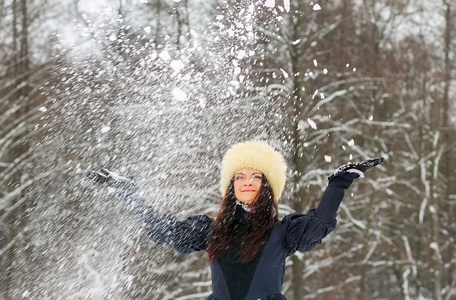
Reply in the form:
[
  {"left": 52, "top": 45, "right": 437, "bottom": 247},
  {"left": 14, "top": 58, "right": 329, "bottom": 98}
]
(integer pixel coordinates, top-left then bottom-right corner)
[{"left": 235, "top": 174, "right": 262, "bottom": 180}]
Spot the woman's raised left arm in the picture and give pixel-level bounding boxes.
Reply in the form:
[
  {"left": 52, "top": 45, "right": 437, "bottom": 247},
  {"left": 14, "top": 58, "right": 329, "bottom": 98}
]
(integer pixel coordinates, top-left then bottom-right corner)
[
  {"left": 282, "top": 157, "right": 384, "bottom": 255},
  {"left": 317, "top": 157, "right": 384, "bottom": 222}
]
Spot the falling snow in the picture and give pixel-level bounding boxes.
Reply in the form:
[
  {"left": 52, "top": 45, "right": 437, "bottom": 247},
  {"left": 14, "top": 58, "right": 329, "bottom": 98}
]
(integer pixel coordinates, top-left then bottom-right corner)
[
  {"left": 172, "top": 87, "right": 188, "bottom": 101},
  {"left": 170, "top": 60, "right": 185, "bottom": 73},
  {"left": 313, "top": 4, "right": 322, "bottom": 11},
  {"left": 2, "top": 0, "right": 453, "bottom": 299},
  {"left": 307, "top": 118, "right": 318, "bottom": 130},
  {"left": 264, "top": 0, "right": 275, "bottom": 8}
]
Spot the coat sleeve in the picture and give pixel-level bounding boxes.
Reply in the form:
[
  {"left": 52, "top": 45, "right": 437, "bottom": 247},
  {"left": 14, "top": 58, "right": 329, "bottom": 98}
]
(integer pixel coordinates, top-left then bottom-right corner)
[
  {"left": 114, "top": 187, "right": 213, "bottom": 254},
  {"left": 282, "top": 172, "right": 358, "bottom": 256}
]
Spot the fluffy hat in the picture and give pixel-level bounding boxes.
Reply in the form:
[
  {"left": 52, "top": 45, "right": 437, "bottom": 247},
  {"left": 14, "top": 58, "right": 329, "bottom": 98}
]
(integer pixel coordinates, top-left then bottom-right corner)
[{"left": 220, "top": 140, "right": 287, "bottom": 200}]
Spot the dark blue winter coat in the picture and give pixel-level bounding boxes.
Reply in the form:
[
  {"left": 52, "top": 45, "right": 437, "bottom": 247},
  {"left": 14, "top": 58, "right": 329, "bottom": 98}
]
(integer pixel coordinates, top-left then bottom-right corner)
[{"left": 117, "top": 173, "right": 358, "bottom": 300}]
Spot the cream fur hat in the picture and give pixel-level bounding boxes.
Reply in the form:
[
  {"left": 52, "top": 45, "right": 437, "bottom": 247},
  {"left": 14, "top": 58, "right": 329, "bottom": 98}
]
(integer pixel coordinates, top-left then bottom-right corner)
[{"left": 220, "top": 140, "right": 287, "bottom": 200}]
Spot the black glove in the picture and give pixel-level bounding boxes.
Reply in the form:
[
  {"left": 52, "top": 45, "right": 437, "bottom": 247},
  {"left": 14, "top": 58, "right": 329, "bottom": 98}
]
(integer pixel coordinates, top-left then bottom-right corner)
[
  {"left": 328, "top": 157, "right": 384, "bottom": 181},
  {"left": 87, "top": 169, "right": 137, "bottom": 191}
]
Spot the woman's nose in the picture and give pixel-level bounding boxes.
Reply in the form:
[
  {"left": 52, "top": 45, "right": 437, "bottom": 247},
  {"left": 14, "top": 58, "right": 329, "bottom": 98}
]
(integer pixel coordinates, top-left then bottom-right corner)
[{"left": 244, "top": 178, "right": 253, "bottom": 185}]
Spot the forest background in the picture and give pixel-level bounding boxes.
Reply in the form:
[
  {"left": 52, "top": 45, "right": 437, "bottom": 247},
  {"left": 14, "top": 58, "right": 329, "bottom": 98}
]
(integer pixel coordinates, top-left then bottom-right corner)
[{"left": 1, "top": 0, "right": 455, "bottom": 299}]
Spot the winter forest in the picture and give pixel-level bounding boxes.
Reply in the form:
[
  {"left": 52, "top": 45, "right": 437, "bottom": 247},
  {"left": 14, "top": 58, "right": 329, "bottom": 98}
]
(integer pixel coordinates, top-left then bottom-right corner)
[{"left": 0, "top": 0, "right": 455, "bottom": 299}]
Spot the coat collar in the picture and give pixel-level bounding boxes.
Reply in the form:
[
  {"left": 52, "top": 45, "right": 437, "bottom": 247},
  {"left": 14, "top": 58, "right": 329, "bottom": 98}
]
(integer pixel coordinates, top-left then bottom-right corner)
[{"left": 235, "top": 199, "right": 251, "bottom": 212}]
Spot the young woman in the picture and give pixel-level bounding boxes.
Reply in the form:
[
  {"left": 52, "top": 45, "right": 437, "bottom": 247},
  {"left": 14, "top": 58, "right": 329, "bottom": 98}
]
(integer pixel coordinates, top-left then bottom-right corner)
[{"left": 87, "top": 140, "right": 383, "bottom": 300}]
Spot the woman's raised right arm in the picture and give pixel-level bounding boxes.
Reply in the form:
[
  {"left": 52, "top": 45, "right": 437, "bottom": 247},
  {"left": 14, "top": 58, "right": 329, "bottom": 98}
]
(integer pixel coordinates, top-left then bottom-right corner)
[{"left": 87, "top": 169, "right": 213, "bottom": 254}]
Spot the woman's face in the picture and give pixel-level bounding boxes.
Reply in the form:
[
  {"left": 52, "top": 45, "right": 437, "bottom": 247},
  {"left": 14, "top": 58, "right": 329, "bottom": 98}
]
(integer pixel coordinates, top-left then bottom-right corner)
[{"left": 233, "top": 168, "right": 263, "bottom": 205}]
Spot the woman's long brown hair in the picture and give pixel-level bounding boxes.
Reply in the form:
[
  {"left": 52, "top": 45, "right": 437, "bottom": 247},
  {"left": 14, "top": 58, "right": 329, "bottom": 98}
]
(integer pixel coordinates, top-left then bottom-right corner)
[{"left": 207, "top": 175, "right": 279, "bottom": 263}]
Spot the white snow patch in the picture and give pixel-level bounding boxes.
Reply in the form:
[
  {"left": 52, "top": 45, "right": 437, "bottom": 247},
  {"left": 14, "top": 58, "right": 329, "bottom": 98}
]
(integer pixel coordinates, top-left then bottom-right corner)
[
  {"left": 234, "top": 67, "right": 241, "bottom": 75},
  {"left": 237, "top": 50, "right": 246, "bottom": 59},
  {"left": 292, "top": 39, "right": 301, "bottom": 45},
  {"left": 368, "top": 115, "right": 373, "bottom": 121},
  {"left": 280, "top": 68, "right": 289, "bottom": 78},
  {"left": 39, "top": 106, "right": 47, "bottom": 112},
  {"left": 307, "top": 118, "right": 317, "bottom": 130},
  {"left": 348, "top": 139, "right": 355, "bottom": 146},
  {"left": 313, "top": 59, "right": 318, "bottom": 67},
  {"left": 312, "top": 4, "right": 321, "bottom": 11},
  {"left": 284, "top": 0, "right": 290, "bottom": 12},
  {"left": 230, "top": 80, "right": 240, "bottom": 89},
  {"left": 159, "top": 51, "right": 171, "bottom": 61},
  {"left": 347, "top": 169, "right": 364, "bottom": 178},
  {"left": 199, "top": 98, "right": 206, "bottom": 109},
  {"left": 249, "top": 3, "right": 255, "bottom": 17},
  {"left": 144, "top": 26, "right": 151, "bottom": 33},
  {"left": 430, "top": 242, "right": 438, "bottom": 250},
  {"left": 419, "top": 197, "right": 427, "bottom": 224},
  {"left": 216, "top": 15, "right": 224, "bottom": 20},
  {"left": 324, "top": 155, "right": 332, "bottom": 162},
  {"left": 323, "top": 68, "right": 328, "bottom": 74},
  {"left": 298, "top": 120, "right": 307, "bottom": 131},
  {"left": 264, "top": 0, "right": 275, "bottom": 8},
  {"left": 109, "top": 34, "right": 117, "bottom": 41},
  {"left": 172, "top": 87, "right": 187, "bottom": 101},
  {"left": 402, "top": 268, "right": 411, "bottom": 300},
  {"left": 126, "top": 275, "right": 134, "bottom": 290},
  {"left": 170, "top": 60, "right": 185, "bottom": 73},
  {"left": 101, "top": 126, "right": 110, "bottom": 133}
]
